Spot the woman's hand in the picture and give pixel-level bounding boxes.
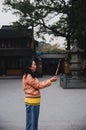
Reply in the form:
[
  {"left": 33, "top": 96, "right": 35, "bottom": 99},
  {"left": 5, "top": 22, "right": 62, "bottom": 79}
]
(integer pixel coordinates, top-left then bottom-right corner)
[{"left": 50, "top": 76, "right": 57, "bottom": 82}]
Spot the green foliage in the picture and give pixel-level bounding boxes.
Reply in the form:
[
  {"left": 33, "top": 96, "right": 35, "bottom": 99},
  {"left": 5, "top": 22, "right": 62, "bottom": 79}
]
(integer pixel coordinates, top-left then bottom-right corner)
[{"left": 37, "top": 43, "right": 66, "bottom": 53}]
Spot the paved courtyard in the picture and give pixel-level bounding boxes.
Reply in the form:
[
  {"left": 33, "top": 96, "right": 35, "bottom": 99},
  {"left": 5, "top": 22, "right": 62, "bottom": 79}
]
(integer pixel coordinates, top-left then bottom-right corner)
[{"left": 0, "top": 75, "right": 86, "bottom": 130}]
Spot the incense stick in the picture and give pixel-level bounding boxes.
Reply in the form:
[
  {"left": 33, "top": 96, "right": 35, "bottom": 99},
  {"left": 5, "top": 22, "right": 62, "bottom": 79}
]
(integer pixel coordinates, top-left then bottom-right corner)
[{"left": 55, "top": 62, "right": 60, "bottom": 76}]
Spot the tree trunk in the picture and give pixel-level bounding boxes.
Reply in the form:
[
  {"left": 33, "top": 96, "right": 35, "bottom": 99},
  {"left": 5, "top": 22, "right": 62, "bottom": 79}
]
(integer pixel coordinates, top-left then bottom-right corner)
[{"left": 66, "top": 36, "right": 71, "bottom": 50}]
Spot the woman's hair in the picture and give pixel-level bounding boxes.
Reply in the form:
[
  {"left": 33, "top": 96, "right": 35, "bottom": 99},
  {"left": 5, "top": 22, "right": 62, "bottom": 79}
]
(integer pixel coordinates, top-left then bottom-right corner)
[{"left": 22, "top": 58, "right": 37, "bottom": 78}]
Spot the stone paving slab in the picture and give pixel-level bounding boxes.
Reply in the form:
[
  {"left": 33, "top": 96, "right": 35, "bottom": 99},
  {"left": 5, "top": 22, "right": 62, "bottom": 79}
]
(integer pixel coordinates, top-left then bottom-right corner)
[{"left": 0, "top": 76, "right": 86, "bottom": 130}]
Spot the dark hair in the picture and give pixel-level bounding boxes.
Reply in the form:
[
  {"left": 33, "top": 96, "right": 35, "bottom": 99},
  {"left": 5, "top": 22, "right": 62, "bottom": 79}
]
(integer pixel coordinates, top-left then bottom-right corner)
[{"left": 22, "top": 59, "right": 37, "bottom": 78}]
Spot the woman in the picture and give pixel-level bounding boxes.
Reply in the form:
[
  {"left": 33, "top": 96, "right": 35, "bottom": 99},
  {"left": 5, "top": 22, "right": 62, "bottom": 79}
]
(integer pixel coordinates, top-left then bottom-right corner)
[{"left": 22, "top": 59, "right": 57, "bottom": 130}]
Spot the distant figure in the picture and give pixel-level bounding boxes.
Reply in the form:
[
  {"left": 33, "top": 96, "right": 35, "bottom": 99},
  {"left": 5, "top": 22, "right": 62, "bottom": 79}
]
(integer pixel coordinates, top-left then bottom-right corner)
[{"left": 22, "top": 59, "right": 57, "bottom": 130}]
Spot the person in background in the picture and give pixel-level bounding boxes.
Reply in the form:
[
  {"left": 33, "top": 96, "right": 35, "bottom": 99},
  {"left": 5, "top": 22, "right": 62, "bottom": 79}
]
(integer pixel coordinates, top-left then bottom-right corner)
[{"left": 22, "top": 59, "right": 57, "bottom": 130}]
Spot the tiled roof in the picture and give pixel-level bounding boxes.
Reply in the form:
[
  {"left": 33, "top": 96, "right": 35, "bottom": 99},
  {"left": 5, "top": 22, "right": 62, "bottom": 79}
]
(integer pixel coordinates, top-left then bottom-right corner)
[
  {"left": 0, "top": 26, "right": 33, "bottom": 39},
  {"left": 0, "top": 48, "right": 33, "bottom": 56}
]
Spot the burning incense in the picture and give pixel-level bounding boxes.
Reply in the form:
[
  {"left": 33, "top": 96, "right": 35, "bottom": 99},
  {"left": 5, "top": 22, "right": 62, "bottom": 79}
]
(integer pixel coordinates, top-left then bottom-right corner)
[{"left": 55, "top": 62, "right": 60, "bottom": 76}]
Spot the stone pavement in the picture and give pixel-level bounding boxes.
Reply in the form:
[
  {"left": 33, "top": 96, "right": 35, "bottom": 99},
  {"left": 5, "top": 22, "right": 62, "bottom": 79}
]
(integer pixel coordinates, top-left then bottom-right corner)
[{"left": 0, "top": 76, "right": 86, "bottom": 130}]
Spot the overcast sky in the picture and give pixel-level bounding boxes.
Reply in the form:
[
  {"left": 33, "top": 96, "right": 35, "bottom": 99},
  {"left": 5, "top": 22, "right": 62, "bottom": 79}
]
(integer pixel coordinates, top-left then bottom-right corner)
[
  {"left": 0, "top": 0, "right": 65, "bottom": 48},
  {"left": 0, "top": 0, "right": 18, "bottom": 28}
]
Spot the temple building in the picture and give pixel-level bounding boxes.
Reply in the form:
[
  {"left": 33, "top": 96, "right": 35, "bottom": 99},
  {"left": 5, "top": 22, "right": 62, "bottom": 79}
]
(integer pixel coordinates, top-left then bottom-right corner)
[{"left": 0, "top": 25, "right": 37, "bottom": 77}]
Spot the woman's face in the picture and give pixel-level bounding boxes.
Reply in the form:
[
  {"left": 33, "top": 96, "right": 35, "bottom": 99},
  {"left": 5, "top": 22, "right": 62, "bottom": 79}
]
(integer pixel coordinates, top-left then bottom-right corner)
[{"left": 29, "top": 60, "right": 37, "bottom": 72}]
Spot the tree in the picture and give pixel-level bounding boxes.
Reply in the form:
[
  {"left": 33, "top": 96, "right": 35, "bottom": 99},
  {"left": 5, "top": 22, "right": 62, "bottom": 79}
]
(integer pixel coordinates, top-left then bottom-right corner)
[
  {"left": 3, "top": 0, "right": 86, "bottom": 53},
  {"left": 71, "top": 0, "right": 86, "bottom": 55},
  {"left": 37, "top": 42, "right": 65, "bottom": 53},
  {"left": 2, "top": 0, "right": 72, "bottom": 49}
]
